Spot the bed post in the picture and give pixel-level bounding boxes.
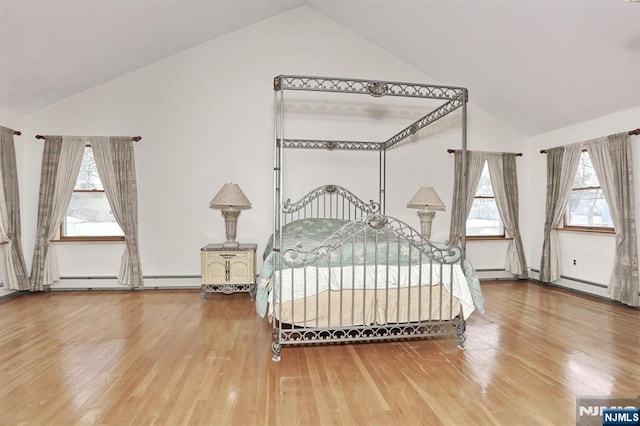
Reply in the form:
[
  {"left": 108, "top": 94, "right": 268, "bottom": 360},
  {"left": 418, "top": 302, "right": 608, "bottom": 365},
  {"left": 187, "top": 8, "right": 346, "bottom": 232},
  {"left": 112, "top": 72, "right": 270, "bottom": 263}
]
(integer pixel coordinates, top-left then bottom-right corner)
[
  {"left": 379, "top": 148, "right": 386, "bottom": 214},
  {"left": 273, "top": 89, "right": 279, "bottom": 237},
  {"left": 460, "top": 90, "right": 468, "bottom": 270},
  {"left": 457, "top": 89, "right": 469, "bottom": 350},
  {"left": 272, "top": 77, "right": 284, "bottom": 361}
]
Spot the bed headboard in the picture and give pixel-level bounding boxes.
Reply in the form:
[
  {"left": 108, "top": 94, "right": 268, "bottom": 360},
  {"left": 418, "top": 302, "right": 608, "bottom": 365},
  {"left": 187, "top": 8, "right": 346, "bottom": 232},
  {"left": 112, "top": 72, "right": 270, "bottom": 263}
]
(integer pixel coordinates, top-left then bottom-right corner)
[{"left": 282, "top": 185, "right": 379, "bottom": 225}]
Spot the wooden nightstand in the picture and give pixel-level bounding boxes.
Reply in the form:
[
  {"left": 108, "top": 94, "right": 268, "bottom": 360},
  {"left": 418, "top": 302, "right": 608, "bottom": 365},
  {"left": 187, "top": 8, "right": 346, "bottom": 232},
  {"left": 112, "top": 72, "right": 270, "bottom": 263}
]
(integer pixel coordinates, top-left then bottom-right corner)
[{"left": 200, "top": 243, "right": 257, "bottom": 300}]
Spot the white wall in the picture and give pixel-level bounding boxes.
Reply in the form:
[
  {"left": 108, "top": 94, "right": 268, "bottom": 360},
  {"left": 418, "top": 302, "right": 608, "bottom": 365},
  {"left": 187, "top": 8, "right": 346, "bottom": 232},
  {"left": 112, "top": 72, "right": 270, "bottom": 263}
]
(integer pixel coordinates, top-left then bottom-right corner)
[
  {"left": 21, "top": 6, "right": 526, "bottom": 279},
  {"left": 524, "top": 105, "right": 640, "bottom": 296},
  {"left": 0, "top": 107, "right": 24, "bottom": 129}
]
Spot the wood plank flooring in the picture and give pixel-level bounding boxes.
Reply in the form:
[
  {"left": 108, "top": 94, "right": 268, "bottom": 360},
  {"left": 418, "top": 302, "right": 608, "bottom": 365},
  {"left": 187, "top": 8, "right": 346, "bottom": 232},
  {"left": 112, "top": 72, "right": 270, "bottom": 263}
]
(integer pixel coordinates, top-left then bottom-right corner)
[{"left": 0, "top": 281, "right": 638, "bottom": 425}]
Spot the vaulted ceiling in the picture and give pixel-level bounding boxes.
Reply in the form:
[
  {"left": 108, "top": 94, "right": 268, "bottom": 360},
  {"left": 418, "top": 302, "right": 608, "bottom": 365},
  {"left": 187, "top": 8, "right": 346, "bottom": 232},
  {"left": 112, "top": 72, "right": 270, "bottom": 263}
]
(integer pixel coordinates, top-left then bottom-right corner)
[{"left": 1, "top": 0, "right": 639, "bottom": 136}]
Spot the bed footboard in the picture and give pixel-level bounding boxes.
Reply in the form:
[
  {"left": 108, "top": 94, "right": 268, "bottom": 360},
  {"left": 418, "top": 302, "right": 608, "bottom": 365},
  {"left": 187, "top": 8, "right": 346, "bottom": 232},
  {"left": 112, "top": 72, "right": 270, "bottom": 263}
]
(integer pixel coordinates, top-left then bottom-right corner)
[{"left": 268, "top": 208, "right": 474, "bottom": 361}]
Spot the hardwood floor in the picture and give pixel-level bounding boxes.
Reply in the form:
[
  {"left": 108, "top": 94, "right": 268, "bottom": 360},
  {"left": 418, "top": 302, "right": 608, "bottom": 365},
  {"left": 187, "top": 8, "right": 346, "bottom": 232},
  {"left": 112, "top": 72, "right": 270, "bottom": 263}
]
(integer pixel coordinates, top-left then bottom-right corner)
[{"left": 0, "top": 281, "right": 638, "bottom": 425}]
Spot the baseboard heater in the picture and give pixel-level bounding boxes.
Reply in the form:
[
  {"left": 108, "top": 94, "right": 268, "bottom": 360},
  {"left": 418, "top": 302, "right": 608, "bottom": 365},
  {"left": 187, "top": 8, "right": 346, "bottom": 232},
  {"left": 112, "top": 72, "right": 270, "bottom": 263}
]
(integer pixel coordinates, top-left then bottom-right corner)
[
  {"left": 529, "top": 268, "right": 640, "bottom": 299},
  {"left": 51, "top": 275, "right": 202, "bottom": 291},
  {"left": 59, "top": 275, "right": 201, "bottom": 280},
  {"left": 528, "top": 268, "right": 608, "bottom": 289}
]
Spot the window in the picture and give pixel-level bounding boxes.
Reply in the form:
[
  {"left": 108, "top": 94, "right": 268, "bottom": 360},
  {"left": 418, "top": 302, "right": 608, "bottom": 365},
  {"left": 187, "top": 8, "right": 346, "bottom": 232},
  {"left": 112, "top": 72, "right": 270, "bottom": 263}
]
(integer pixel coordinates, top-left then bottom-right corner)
[
  {"left": 466, "top": 161, "right": 504, "bottom": 238},
  {"left": 564, "top": 150, "right": 614, "bottom": 232},
  {"left": 59, "top": 145, "right": 124, "bottom": 241}
]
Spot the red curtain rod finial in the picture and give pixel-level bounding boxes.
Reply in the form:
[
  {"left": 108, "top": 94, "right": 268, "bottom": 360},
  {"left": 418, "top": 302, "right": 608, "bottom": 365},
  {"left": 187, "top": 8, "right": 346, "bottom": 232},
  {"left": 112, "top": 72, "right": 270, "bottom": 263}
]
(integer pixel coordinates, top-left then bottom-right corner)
[
  {"left": 13, "top": 130, "right": 22, "bottom": 136},
  {"left": 629, "top": 129, "right": 640, "bottom": 136}
]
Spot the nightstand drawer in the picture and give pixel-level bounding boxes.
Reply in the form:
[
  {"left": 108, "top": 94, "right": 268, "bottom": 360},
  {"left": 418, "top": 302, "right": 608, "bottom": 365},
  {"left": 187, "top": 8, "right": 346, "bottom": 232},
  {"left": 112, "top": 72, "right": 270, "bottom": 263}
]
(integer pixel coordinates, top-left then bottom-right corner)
[{"left": 202, "top": 249, "right": 253, "bottom": 262}]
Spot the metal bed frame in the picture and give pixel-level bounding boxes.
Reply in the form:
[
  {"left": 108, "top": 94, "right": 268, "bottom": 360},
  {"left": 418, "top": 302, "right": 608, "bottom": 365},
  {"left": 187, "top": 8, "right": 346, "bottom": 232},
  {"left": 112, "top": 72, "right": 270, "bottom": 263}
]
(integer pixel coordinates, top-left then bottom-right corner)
[{"left": 270, "top": 75, "right": 469, "bottom": 361}]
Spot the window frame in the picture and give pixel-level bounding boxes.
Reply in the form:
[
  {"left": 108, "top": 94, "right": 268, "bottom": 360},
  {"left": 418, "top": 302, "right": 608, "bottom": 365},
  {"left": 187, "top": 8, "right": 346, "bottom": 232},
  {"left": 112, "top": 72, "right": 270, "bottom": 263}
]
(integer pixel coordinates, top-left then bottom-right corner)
[
  {"left": 562, "top": 150, "right": 614, "bottom": 234},
  {"left": 58, "top": 145, "right": 125, "bottom": 242},
  {"left": 466, "top": 161, "right": 507, "bottom": 241}
]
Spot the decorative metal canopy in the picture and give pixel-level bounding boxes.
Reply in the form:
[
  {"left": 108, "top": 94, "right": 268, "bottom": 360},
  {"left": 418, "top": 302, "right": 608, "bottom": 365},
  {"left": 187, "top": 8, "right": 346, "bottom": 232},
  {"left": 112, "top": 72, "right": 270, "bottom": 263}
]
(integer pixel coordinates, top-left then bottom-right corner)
[{"left": 274, "top": 74, "right": 468, "bottom": 151}]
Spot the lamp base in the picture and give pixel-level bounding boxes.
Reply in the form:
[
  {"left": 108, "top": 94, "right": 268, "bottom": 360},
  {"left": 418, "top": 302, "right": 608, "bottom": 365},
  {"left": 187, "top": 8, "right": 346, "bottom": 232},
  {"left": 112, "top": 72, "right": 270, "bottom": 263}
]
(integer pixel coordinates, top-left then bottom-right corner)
[
  {"left": 417, "top": 208, "right": 436, "bottom": 240},
  {"left": 221, "top": 207, "right": 241, "bottom": 247}
]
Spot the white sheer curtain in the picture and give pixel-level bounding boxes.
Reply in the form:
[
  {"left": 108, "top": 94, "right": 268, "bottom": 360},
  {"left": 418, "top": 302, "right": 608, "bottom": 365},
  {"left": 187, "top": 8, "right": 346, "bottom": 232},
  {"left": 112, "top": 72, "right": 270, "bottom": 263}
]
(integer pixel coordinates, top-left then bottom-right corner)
[
  {"left": 539, "top": 144, "right": 583, "bottom": 283},
  {"left": 585, "top": 134, "right": 639, "bottom": 307},
  {"left": 30, "top": 137, "right": 84, "bottom": 291},
  {"left": 91, "top": 137, "right": 143, "bottom": 287}
]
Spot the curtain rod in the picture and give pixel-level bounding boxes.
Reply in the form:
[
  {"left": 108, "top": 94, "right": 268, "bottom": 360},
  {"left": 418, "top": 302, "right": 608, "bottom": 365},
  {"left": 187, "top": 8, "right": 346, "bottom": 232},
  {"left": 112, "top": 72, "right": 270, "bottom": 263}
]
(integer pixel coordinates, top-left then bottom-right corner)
[
  {"left": 539, "top": 128, "right": 640, "bottom": 154},
  {"left": 13, "top": 130, "right": 21, "bottom": 136},
  {"left": 446, "top": 149, "right": 523, "bottom": 156},
  {"left": 35, "top": 134, "right": 142, "bottom": 142}
]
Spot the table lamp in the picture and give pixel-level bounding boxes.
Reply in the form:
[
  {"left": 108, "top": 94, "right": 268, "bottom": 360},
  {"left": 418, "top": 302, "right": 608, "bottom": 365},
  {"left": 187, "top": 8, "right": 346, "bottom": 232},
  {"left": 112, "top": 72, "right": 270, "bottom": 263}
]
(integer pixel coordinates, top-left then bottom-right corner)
[
  {"left": 209, "top": 183, "right": 252, "bottom": 247},
  {"left": 406, "top": 186, "right": 446, "bottom": 239}
]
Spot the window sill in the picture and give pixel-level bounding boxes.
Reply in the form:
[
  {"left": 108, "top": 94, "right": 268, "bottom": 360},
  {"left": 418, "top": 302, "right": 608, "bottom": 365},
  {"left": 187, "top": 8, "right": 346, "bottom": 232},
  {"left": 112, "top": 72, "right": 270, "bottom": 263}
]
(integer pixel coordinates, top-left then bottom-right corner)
[
  {"left": 556, "top": 227, "right": 615, "bottom": 235},
  {"left": 50, "top": 238, "right": 125, "bottom": 244},
  {"left": 466, "top": 236, "right": 513, "bottom": 241}
]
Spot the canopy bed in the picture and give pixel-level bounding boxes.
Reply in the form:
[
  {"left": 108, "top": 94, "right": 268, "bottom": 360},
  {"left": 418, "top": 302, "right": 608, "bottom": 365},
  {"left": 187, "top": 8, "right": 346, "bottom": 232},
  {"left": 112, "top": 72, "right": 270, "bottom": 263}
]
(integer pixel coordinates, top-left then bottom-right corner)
[{"left": 257, "top": 75, "right": 481, "bottom": 361}]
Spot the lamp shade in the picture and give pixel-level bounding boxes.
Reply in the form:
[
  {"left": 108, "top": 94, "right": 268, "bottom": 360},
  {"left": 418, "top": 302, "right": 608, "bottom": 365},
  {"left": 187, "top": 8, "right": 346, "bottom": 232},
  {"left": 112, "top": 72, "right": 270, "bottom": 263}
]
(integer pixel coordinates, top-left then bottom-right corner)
[
  {"left": 406, "top": 187, "right": 446, "bottom": 210},
  {"left": 209, "top": 183, "right": 252, "bottom": 209}
]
